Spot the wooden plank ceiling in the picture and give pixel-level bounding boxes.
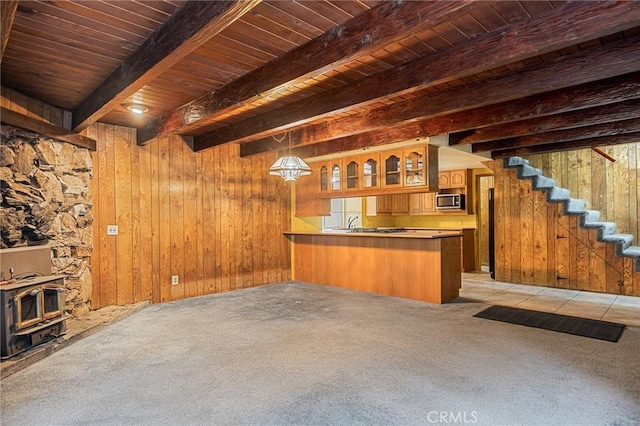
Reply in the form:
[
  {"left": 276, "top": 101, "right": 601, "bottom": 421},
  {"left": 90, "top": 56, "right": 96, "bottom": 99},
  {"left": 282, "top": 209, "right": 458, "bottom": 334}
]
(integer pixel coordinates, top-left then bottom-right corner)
[{"left": 2, "top": 0, "right": 640, "bottom": 159}]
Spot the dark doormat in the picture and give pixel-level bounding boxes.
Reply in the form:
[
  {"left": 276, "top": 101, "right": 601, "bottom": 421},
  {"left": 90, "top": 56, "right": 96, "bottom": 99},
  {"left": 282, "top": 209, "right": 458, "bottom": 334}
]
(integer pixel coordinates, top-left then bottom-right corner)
[{"left": 473, "top": 305, "right": 625, "bottom": 342}]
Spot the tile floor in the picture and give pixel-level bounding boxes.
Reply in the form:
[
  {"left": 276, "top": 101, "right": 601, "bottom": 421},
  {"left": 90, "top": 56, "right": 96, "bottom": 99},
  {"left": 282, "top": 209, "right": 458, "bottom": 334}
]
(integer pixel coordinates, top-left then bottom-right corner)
[{"left": 461, "top": 272, "right": 640, "bottom": 327}]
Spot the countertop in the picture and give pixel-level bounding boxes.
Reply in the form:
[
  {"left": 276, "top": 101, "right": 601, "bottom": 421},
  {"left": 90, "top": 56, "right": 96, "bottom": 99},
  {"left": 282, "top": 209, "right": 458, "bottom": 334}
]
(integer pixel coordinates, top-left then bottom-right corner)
[{"left": 284, "top": 229, "right": 463, "bottom": 239}]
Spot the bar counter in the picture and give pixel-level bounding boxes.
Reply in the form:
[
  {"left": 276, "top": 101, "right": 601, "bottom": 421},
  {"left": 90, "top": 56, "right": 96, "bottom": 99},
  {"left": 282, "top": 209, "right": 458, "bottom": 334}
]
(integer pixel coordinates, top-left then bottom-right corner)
[{"left": 284, "top": 230, "right": 462, "bottom": 304}]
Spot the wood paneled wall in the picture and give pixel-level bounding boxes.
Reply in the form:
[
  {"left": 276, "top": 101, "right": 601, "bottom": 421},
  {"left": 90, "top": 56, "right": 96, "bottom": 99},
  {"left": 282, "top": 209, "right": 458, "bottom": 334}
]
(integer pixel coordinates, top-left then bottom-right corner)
[
  {"left": 527, "top": 144, "right": 639, "bottom": 244},
  {"left": 478, "top": 175, "right": 494, "bottom": 267},
  {"left": 88, "top": 123, "right": 291, "bottom": 308},
  {"left": 492, "top": 143, "right": 640, "bottom": 296},
  {"left": 1, "top": 86, "right": 63, "bottom": 127}
]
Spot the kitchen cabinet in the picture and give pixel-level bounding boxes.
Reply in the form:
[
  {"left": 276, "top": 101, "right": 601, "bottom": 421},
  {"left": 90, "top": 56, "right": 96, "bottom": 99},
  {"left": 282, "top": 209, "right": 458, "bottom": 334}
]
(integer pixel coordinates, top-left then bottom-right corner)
[
  {"left": 409, "top": 192, "right": 436, "bottom": 214},
  {"left": 391, "top": 194, "right": 409, "bottom": 215},
  {"left": 450, "top": 169, "right": 466, "bottom": 187},
  {"left": 318, "top": 163, "right": 330, "bottom": 194},
  {"left": 439, "top": 169, "right": 467, "bottom": 189},
  {"left": 345, "top": 159, "right": 360, "bottom": 191},
  {"left": 314, "top": 144, "right": 439, "bottom": 198},
  {"left": 365, "top": 194, "right": 409, "bottom": 215},
  {"left": 438, "top": 171, "right": 451, "bottom": 188},
  {"left": 438, "top": 169, "right": 474, "bottom": 214},
  {"left": 298, "top": 144, "right": 444, "bottom": 218},
  {"left": 361, "top": 154, "right": 380, "bottom": 189},
  {"left": 287, "top": 231, "right": 462, "bottom": 304},
  {"left": 329, "top": 160, "right": 343, "bottom": 192},
  {"left": 365, "top": 196, "right": 388, "bottom": 215},
  {"left": 403, "top": 145, "right": 438, "bottom": 190},
  {"left": 376, "top": 195, "right": 392, "bottom": 214},
  {"left": 295, "top": 170, "right": 331, "bottom": 217},
  {"left": 381, "top": 145, "right": 439, "bottom": 191},
  {"left": 381, "top": 152, "right": 402, "bottom": 189},
  {"left": 404, "top": 148, "right": 425, "bottom": 186},
  {"left": 461, "top": 229, "right": 476, "bottom": 272}
]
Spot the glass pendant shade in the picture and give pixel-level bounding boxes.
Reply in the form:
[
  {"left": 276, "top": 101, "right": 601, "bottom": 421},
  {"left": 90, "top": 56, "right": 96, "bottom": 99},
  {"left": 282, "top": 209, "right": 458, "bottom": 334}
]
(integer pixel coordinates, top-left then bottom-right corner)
[{"left": 269, "top": 155, "right": 312, "bottom": 181}]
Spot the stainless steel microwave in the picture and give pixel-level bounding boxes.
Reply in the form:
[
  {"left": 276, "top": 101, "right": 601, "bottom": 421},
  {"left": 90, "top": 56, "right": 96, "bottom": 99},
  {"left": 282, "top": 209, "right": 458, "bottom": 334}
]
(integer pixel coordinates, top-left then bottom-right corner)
[{"left": 435, "top": 193, "right": 465, "bottom": 210}]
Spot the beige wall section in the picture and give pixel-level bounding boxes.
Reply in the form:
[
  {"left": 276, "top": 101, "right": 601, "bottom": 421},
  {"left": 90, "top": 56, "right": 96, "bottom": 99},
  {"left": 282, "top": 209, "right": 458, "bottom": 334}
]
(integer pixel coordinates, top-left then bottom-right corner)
[{"left": 88, "top": 123, "right": 291, "bottom": 308}]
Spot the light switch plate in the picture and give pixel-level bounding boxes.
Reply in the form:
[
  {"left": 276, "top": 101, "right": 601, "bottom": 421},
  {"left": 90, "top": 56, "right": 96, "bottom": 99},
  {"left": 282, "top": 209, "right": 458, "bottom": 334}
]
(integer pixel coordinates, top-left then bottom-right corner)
[{"left": 107, "top": 225, "right": 119, "bottom": 236}]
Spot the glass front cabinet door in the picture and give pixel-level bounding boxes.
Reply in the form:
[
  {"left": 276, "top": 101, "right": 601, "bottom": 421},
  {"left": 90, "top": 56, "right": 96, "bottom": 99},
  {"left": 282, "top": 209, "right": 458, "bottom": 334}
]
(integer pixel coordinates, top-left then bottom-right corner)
[
  {"left": 330, "top": 161, "right": 342, "bottom": 192},
  {"left": 319, "top": 164, "right": 329, "bottom": 193},
  {"left": 381, "top": 153, "right": 402, "bottom": 188},
  {"left": 362, "top": 154, "right": 379, "bottom": 189},
  {"left": 404, "top": 147, "right": 425, "bottom": 186},
  {"left": 345, "top": 160, "right": 359, "bottom": 191}
]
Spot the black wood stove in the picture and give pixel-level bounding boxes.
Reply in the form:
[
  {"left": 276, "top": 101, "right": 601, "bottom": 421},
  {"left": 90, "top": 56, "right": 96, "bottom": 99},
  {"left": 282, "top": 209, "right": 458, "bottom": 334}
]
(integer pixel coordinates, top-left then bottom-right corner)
[{"left": 1, "top": 275, "right": 67, "bottom": 359}]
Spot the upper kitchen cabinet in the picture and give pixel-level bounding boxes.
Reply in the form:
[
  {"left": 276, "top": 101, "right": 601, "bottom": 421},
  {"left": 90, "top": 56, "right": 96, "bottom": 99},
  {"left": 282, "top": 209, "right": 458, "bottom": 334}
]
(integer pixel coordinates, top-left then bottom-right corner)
[
  {"left": 361, "top": 154, "right": 380, "bottom": 189},
  {"left": 403, "top": 145, "right": 438, "bottom": 191},
  {"left": 450, "top": 169, "right": 466, "bottom": 187},
  {"left": 319, "top": 163, "right": 330, "bottom": 194},
  {"left": 437, "top": 169, "right": 474, "bottom": 214},
  {"left": 381, "top": 152, "right": 402, "bottom": 189},
  {"left": 438, "top": 171, "right": 451, "bottom": 188},
  {"left": 329, "top": 160, "right": 343, "bottom": 192},
  {"left": 439, "top": 169, "right": 466, "bottom": 189},
  {"left": 345, "top": 159, "right": 360, "bottom": 191},
  {"left": 311, "top": 144, "right": 439, "bottom": 200},
  {"left": 295, "top": 165, "right": 331, "bottom": 217}
]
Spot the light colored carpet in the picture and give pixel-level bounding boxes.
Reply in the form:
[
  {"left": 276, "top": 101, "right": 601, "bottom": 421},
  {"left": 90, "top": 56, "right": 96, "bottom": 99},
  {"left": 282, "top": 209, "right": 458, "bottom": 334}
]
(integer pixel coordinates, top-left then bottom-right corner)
[{"left": 2, "top": 281, "right": 639, "bottom": 425}]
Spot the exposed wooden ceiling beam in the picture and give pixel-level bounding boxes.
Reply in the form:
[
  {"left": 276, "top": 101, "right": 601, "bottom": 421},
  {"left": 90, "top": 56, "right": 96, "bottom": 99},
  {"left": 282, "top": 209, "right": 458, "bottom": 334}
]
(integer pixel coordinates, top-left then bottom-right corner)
[
  {"left": 0, "top": 0, "right": 17, "bottom": 64},
  {"left": 71, "top": 0, "right": 261, "bottom": 132},
  {"left": 473, "top": 118, "right": 640, "bottom": 153},
  {"left": 1, "top": 107, "right": 96, "bottom": 150},
  {"left": 492, "top": 132, "right": 640, "bottom": 158},
  {"left": 262, "top": 123, "right": 432, "bottom": 160},
  {"left": 242, "top": 72, "right": 640, "bottom": 157},
  {"left": 196, "top": 1, "right": 640, "bottom": 150},
  {"left": 137, "top": 0, "right": 481, "bottom": 144},
  {"left": 450, "top": 99, "right": 640, "bottom": 146},
  {"left": 238, "top": 37, "right": 640, "bottom": 157}
]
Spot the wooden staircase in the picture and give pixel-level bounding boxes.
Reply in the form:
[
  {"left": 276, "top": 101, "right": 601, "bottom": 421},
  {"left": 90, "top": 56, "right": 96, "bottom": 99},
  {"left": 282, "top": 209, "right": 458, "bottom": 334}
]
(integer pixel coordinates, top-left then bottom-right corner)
[{"left": 504, "top": 156, "right": 640, "bottom": 273}]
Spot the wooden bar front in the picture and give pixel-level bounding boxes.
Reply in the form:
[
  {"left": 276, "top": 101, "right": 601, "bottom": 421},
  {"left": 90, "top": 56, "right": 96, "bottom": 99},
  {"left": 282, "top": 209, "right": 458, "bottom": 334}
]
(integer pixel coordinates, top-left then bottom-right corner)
[{"left": 287, "top": 232, "right": 462, "bottom": 304}]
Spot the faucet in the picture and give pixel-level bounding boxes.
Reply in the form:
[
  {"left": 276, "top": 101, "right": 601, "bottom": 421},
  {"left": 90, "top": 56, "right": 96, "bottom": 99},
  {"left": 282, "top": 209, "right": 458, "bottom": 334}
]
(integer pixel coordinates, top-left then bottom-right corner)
[{"left": 347, "top": 215, "right": 359, "bottom": 228}]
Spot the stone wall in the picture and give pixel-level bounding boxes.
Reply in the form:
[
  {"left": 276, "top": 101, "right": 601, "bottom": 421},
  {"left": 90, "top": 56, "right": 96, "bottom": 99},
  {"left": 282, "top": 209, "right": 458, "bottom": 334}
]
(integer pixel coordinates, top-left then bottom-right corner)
[{"left": 0, "top": 125, "right": 93, "bottom": 315}]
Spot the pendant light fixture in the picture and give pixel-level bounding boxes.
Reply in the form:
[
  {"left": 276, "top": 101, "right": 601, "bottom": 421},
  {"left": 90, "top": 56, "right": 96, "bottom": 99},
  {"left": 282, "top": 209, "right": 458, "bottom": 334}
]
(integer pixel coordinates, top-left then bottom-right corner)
[{"left": 268, "top": 132, "right": 312, "bottom": 181}]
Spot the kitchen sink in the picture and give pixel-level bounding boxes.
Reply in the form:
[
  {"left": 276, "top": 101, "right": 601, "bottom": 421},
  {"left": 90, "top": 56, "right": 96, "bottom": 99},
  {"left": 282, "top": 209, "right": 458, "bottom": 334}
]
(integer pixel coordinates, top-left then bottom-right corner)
[{"left": 348, "top": 227, "right": 404, "bottom": 233}]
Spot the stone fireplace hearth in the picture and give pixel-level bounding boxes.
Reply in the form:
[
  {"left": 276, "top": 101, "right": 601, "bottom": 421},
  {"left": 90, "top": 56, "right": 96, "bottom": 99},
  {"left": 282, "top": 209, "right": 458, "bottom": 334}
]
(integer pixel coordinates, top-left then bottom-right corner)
[{"left": 0, "top": 125, "right": 93, "bottom": 316}]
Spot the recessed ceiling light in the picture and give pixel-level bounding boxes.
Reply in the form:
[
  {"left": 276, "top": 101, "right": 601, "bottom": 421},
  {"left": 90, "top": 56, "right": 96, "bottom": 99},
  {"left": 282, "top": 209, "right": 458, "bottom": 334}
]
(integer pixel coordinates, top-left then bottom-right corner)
[{"left": 122, "top": 103, "right": 150, "bottom": 114}]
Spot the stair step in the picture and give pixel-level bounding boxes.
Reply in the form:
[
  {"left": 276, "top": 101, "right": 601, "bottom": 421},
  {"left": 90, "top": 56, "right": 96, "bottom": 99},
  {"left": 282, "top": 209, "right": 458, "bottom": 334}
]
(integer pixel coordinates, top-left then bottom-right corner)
[
  {"left": 589, "top": 222, "right": 616, "bottom": 241},
  {"left": 547, "top": 186, "right": 570, "bottom": 202},
  {"left": 624, "top": 247, "right": 640, "bottom": 272},
  {"left": 601, "top": 234, "right": 634, "bottom": 255},
  {"left": 601, "top": 233, "right": 633, "bottom": 245},
  {"left": 583, "top": 219, "right": 615, "bottom": 230},
  {"left": 504, "top": 156, "right": 530, "bottom": 168},
  {"left": 563, "top": 198, "right": 586, "bottom": 215},
  {"left": 622, "top": 246, "right": 640, "bottom": 257},
  {"left": 517, "top": 164, "right": 543, "bottom": 179},
  {"left": 532, "top": 175, "right": 556, "bottom": 190},
  {"left": 580, "top": 210, "right": 601, "bottom": 226}
]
